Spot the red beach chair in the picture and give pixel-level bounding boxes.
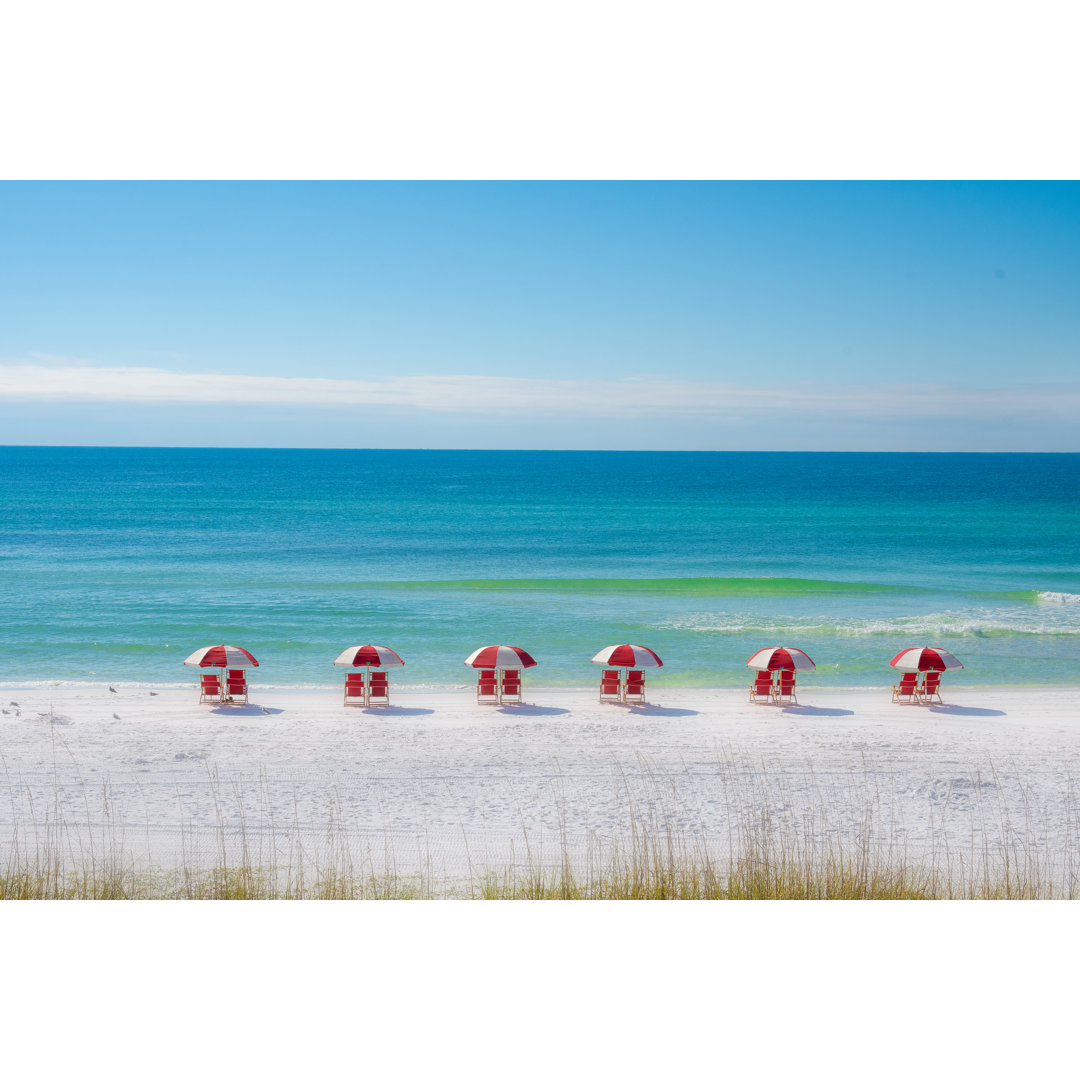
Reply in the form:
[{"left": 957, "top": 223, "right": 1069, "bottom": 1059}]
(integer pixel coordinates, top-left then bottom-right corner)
[
  {"left": 477, "top": 669, "right": 498, "bottom": 704},
  {"left": 199, "top": 673, "right": 221, "bottom": 703},
  {"left": 921, "top": 671, "right": 943, "bottom": 703},
  {"left": 750, "top": 671, "right": 774, "bottom": 704},
  {"left": 344, "top": 672, "right": 366, "bottom": 706},
  {"left": 775, "top": 670, "right": 797, "bottom": 704},
  {"left": 624, "top": 670, "right": 646, "bottom": 705},
  {"left": 501, "top": 669, "right": 522, "bottom": 704},
  {"left": 225, "top": 668, "right": 248, "bottom": 704},
  {"left": 891, "top": 672, "right": 919, "bottom": 703},
  {"left": 600, "top": 669, "right": 622, "bottom": 703},
  {"left": 368, "top": 670, "right": 390, "bottom": 706}
]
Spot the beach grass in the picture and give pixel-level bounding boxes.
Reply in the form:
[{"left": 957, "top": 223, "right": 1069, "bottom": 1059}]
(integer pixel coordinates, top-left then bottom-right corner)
[
  {"left": 2, "top": 769, "right": 1074, "bottom": 899},
  {"left": 0, "top": 844, "right": 1063, "bottom": 900}
]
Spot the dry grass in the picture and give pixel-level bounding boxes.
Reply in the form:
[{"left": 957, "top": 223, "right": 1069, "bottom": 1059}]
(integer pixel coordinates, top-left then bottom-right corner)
[
  {"left": 2, "top": 755, "right": 1077, "bottom": 899},
  {"left": 2, "top": 837, "right": 1065, "bottom": 900},
  {"left": 2, "top": 805, "right": 1074, "bottom": 901}
]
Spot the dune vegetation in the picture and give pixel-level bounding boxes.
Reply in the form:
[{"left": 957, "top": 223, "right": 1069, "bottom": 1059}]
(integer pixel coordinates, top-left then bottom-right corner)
[{"left": 2, "top": 766, "right": 1073, "bottom": 900}]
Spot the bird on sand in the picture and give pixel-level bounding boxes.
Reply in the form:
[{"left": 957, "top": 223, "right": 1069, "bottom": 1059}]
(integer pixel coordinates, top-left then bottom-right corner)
[
  {"left": 113, "top": 713, "right": 121, "bottom": 720},
  {"left": 109, "top": 686, "right": 119, "bottom": 694}
]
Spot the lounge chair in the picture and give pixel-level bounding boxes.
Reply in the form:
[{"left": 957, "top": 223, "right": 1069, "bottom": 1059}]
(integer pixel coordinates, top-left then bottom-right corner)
[
  {"left": 344, "top": 672, "right": 366, "bottom": 706},
  {"left": 199, "top": 674, "right": 221, "bottom": 703},
  {"left": 775, "top": 670, "right": 797, "bottom": 704},
  {"left": 368, "top": 670, "right": 390, "bottom": 706},
  {"left": 891, "top": 672, "right": 920, "bottom": 703},
  {"left": 600, "top": 669, "right": 622, "bottom": 703},
  {"left": 921, "top": 670, "right": 943, "bottom": 704},
  {"left": 624, "top": 670, "right": 646, "bottom": 705},
  {"left": 750, "top": 671, "right": 774, "bottom": 704},
  {"left": 477, "top": 669, "right": 498, "bottom": 704},
  {"left": 225, "top": 668, "right": 248, "bottom": 704},
  {"left": 501, "top": 669, "right": 522, "bottom": 704}
]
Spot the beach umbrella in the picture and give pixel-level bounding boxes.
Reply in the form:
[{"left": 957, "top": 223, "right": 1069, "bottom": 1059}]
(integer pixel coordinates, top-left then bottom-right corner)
[
  {"left": 464, "top": 645, "right": 537, "bottom": 669},
  {"left": 183, "top": 645, "right": 259, "bottom": 668},
  {"left": 746, "top": 646, "right": 816, "bottom": 671},
  {"left": 333, "top": 644, "right": 405, "bottom": 668},
  {"left": 890, "top": 647, "right": 963, "bottom": 672},
  {"left": 590, "top": 644, "right": 663, "bottom": 668}
]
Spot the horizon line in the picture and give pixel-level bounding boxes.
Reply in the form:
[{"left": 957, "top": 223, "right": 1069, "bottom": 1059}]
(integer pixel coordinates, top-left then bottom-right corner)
[{"left": 2, "top": 445, "right": 1076, "bottom": 455}]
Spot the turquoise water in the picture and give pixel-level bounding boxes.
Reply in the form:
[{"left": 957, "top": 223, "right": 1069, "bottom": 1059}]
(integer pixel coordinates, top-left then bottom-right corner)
[{"left": 1, "top": 448, "right": 1078, "bottom": 687}]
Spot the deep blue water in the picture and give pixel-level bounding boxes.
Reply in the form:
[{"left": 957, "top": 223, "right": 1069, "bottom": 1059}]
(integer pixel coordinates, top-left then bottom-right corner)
[{"left": 1, "top": 448, "right": 1078, "bottom": 687}]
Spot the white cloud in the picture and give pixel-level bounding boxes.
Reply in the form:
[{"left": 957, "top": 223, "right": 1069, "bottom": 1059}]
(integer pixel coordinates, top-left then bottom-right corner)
[{"left": 1, "top": 362, "right": 1078, "bottom": 421}]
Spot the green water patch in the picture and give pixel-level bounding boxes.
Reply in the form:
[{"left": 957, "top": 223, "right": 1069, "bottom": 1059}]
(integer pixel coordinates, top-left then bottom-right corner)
[
  {"left": 301, "top": 579, "right": 1080, "bottom": 605},
  {"left": 356, "top": 576, "right": 938, "bottom": 598}
]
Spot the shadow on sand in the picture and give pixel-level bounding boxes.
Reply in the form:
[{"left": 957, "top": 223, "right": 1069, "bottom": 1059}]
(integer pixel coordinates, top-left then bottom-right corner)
[
  {"left": 358, "top": 706, "right": 436, "bottom": 716},
  {"left": 928, "top": 704, "right": 1006, "bottom": 717},
  {"left": 498, "top": 704, "right": 571, "bottom": 716},
  {"left": 625, "top": 705, "right": 700, "bottom": 717},
  {"left": 211, "top": 704, "right": 285, "bottom": 716},
  {"left": 780, "top": 705, "right": 856, "bottom": 717}
]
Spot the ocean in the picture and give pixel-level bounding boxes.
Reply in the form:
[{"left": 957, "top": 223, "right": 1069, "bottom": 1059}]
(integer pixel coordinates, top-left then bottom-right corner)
[{"left": 1, "top": 448, "right": 1078, "bottom": 688}]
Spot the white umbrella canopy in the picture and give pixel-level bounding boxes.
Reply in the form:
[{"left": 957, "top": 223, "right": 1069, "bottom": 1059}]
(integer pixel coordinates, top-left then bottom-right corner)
[
  {"left": 590, "top": 644, "right": 663, "bottom": 668},
  {"left": 464, "top": 645, "right": 537, "bottom": 669},
  {"left": 746, "top": 646, "right": 815, "bottom": 671},
  {"left": 890, "top": 647, "right": 963, "bottom": 672},
  {"left": 333, "top": 644, "right": 405, "bottom": 668},
  {"left": 183, "top": 645, "right": 259, "bottom": 668}
]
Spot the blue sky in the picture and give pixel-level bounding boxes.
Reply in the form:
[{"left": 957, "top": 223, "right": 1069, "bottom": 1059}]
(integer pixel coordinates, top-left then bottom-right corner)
[{"left": 1, "top": 181, "right": 1077, "bottom": 449}]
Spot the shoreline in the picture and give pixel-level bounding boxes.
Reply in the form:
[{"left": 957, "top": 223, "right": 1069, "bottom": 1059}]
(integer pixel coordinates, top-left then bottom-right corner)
[{"left": 0, "top": 679, "right": 1064, "bottom": 693}]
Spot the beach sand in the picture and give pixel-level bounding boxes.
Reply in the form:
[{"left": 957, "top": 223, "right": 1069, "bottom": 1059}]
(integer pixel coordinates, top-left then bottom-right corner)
[{"left": 3, "top": 683, "right": 1079, "bottom": 890}]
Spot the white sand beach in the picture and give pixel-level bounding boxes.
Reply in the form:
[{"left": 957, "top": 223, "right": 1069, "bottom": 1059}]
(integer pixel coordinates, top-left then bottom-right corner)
[{"left": 3, "top": 682, "right": 1078, "bottom": 891}]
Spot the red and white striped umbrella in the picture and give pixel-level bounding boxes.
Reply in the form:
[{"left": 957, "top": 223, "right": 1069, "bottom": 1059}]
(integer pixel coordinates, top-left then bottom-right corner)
[
  {"left": 183, "top": 645, "right": 259, "bottom": 668},
  {"left": 890, "top": 647, "right": 963, "bottom": 672},
  {"left": 590, "top": 644, "right": 663, "bottom": 668},
  {"left": 464, "top": 645, "right": 537, "bottom": 670},
  {"left": 746, "top": 646, "right": 815, "bottom": 671},
  {"left": 333, "top": 644, "right": 405, "bottom": 668}
]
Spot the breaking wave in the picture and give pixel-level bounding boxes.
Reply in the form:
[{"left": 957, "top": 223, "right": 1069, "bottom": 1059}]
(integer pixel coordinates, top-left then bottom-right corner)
[{"left": 658, "top": 609, "right": 1080, "bottom": 638}]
